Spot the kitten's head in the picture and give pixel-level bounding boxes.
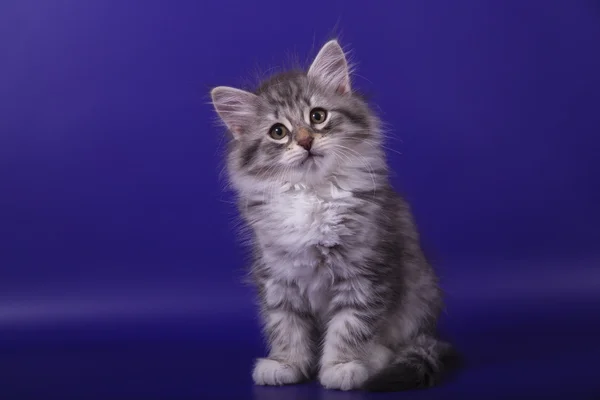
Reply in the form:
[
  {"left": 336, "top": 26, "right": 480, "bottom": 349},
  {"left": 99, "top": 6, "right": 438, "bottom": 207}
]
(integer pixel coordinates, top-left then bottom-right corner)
[{"left": 211, "top": 40, "right": 384, "bottom": 192}]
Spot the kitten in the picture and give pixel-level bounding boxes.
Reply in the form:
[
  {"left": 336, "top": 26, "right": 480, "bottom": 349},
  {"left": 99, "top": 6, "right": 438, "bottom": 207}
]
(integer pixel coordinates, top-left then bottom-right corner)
[{"left": 210, "top": 40, "right": 455, "bottom": 392}]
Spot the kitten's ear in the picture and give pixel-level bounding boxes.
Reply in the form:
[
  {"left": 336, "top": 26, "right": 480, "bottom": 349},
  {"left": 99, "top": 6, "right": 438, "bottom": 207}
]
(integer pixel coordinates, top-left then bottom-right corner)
[
  {"left": 210, "top": 86, "right": 258, "bottom": 139},
  {"left": 308, "top": 40, "right": 351, "bottom": 95}
]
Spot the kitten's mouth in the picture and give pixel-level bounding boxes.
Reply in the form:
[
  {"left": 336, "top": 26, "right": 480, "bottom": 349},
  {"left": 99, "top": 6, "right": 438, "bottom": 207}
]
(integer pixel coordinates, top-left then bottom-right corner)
[{"left": 300, "top": 152, "right": 323, "bottom": 166}]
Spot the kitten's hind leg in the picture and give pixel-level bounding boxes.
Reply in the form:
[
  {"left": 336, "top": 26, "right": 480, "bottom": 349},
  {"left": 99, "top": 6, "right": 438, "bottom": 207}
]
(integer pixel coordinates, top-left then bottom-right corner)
[
  {"left": 253, "top": 280, "right": 317, "bottom": 386},
  {"left": 363, "top": 335, "right": 460, "bottom": 392}
]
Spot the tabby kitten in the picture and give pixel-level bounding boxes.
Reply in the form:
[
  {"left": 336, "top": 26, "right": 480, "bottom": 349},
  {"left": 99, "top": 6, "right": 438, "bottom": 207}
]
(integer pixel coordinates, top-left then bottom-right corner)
[{"left": 210, "top": 40, "right": 454, "bottom": 392}]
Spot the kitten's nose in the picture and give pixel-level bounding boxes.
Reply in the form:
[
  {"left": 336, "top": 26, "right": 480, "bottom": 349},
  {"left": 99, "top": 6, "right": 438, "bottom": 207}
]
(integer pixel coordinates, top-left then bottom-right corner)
[
  {"left": 297, "top": 136, "right": 313, "bottom": 151},
  {"left": 296, "top": 128, "right": 313, "bottom": 151}
]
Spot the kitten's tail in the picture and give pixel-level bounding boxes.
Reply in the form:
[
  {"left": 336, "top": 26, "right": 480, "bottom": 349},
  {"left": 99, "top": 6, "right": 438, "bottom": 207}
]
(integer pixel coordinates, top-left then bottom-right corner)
[{"left": 363, "top": 335, "right": 461, "bottom": 392}]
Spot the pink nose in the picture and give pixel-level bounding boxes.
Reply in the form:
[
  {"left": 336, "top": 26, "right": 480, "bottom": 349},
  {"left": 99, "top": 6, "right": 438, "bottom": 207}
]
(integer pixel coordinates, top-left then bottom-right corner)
[{"left": 297, "top": 136, "right": 313, "bottom": 151}]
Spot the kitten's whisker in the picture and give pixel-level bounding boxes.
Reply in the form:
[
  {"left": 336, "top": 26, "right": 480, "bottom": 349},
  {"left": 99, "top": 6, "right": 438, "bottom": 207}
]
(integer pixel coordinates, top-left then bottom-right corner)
[
  {"left": 333, "top": 144, "right": 378, "bottom": 195},
  {"left": 260, "top": 163, "right": 279, "bottom": 202},
  {"left": 268, "top": 165, "right": 284, "bottom": 200},
  {"left": 272, "top": 164, "right": 291, "bottom": 200},
  {"left": 341, "top": 137, "right": 403, "bottom": 157}
]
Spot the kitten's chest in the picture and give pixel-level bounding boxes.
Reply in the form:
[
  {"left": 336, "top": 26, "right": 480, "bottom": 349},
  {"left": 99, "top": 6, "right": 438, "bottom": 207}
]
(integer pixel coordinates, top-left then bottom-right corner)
[
  {"left": 262, "top": 185, "right": 355, "bottom": 250},
  {"left": 253, "top": 186, "right": 358, "bottom": 317}
]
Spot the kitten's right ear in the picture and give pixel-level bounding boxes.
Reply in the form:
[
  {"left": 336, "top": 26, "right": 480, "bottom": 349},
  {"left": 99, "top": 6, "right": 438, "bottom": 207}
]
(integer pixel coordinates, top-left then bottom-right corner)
[{"left": 210, "top": 86, "right": 258, "bottom": 139}]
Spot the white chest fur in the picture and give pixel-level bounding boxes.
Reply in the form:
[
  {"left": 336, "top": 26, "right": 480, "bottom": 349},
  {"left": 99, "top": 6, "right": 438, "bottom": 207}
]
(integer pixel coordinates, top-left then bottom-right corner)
[
  {"left": 253, "top": 183, "right": 357, "bottom": 314},
  {"left": 258, "top": 183, "right": 355, "bottom": 254}
]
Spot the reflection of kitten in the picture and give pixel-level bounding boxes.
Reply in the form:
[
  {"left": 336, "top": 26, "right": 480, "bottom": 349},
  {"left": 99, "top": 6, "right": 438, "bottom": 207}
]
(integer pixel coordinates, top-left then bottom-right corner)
[{"left": 210, "top": 40, "right": 455, "bottom": 392}]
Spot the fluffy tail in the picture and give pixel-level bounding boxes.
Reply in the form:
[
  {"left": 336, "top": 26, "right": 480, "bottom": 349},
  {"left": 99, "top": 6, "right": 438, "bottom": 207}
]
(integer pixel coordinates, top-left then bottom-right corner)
[{"left": 363, "top": 335, "right": 461, "bottom": 392}]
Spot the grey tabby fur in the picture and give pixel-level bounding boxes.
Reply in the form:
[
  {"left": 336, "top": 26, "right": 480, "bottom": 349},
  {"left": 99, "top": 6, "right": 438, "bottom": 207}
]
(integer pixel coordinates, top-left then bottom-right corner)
[{"left": 210, "top": 40, "right": 455, "bottom": 392}]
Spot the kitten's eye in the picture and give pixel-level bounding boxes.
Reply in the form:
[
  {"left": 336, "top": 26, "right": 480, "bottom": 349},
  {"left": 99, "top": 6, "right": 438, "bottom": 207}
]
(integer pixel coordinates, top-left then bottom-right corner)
[
  {"left": 268, "top": 123, "right": 289, "bottom": 140},
  {"left": 309, "top": 108, "right": 328, "bottom": 124}
]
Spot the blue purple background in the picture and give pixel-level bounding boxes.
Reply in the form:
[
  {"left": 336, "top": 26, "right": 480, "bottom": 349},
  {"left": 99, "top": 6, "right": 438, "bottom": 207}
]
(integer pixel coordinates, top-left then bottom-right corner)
[{"left": 1, "top": 0, "right": 599, "bottom": 399}]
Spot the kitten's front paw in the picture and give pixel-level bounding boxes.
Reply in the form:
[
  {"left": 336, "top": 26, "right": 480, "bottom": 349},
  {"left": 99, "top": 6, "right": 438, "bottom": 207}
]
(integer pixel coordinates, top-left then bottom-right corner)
[
  {"left": 319, "top": 361, "right": 369, "bottom": 391},
  {"left": 252, "top": 358, "right": 305, "bottom": 386}
]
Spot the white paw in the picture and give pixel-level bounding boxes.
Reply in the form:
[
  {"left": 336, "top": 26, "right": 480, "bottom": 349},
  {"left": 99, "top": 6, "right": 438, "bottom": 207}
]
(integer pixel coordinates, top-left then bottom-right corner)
[
  {"left": 319, "top": 361, "right": 369, "bottom": 391},
  {"left": 252, "top": 358, "right": 304, "bottom": 386}
]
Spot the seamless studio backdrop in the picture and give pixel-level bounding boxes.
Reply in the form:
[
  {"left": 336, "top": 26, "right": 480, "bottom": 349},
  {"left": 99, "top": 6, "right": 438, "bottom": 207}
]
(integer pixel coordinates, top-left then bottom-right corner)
[{"left": 1, "top": 1, "right": 599, "bottom": 399}]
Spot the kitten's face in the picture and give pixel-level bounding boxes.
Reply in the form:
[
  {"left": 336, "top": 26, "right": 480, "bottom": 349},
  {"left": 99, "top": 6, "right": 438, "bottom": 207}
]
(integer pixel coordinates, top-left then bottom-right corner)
[{"left": 211, "top": 40, "right": 380, "bottom": 188}]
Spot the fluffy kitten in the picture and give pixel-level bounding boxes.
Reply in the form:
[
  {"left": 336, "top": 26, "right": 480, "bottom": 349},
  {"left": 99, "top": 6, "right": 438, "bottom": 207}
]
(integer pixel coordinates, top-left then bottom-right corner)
[{"left": 210, "top": 40, "right": 455, "bottom": 392}]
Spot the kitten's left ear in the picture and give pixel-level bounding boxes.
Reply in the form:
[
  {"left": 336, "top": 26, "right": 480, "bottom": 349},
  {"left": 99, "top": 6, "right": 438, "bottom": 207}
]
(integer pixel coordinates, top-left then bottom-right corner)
[
  {"left": 308, "top": 40, "right": 351, "bottom": 95},
  {"left": 210, "top": 86, "right": 258, "bottom": 139}
]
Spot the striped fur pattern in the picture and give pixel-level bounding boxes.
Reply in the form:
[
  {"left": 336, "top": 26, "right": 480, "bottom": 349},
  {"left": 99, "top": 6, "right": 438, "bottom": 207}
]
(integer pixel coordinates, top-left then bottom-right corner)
[{"left": 210, "top": 40, "right": 454, "bottom": 392}]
